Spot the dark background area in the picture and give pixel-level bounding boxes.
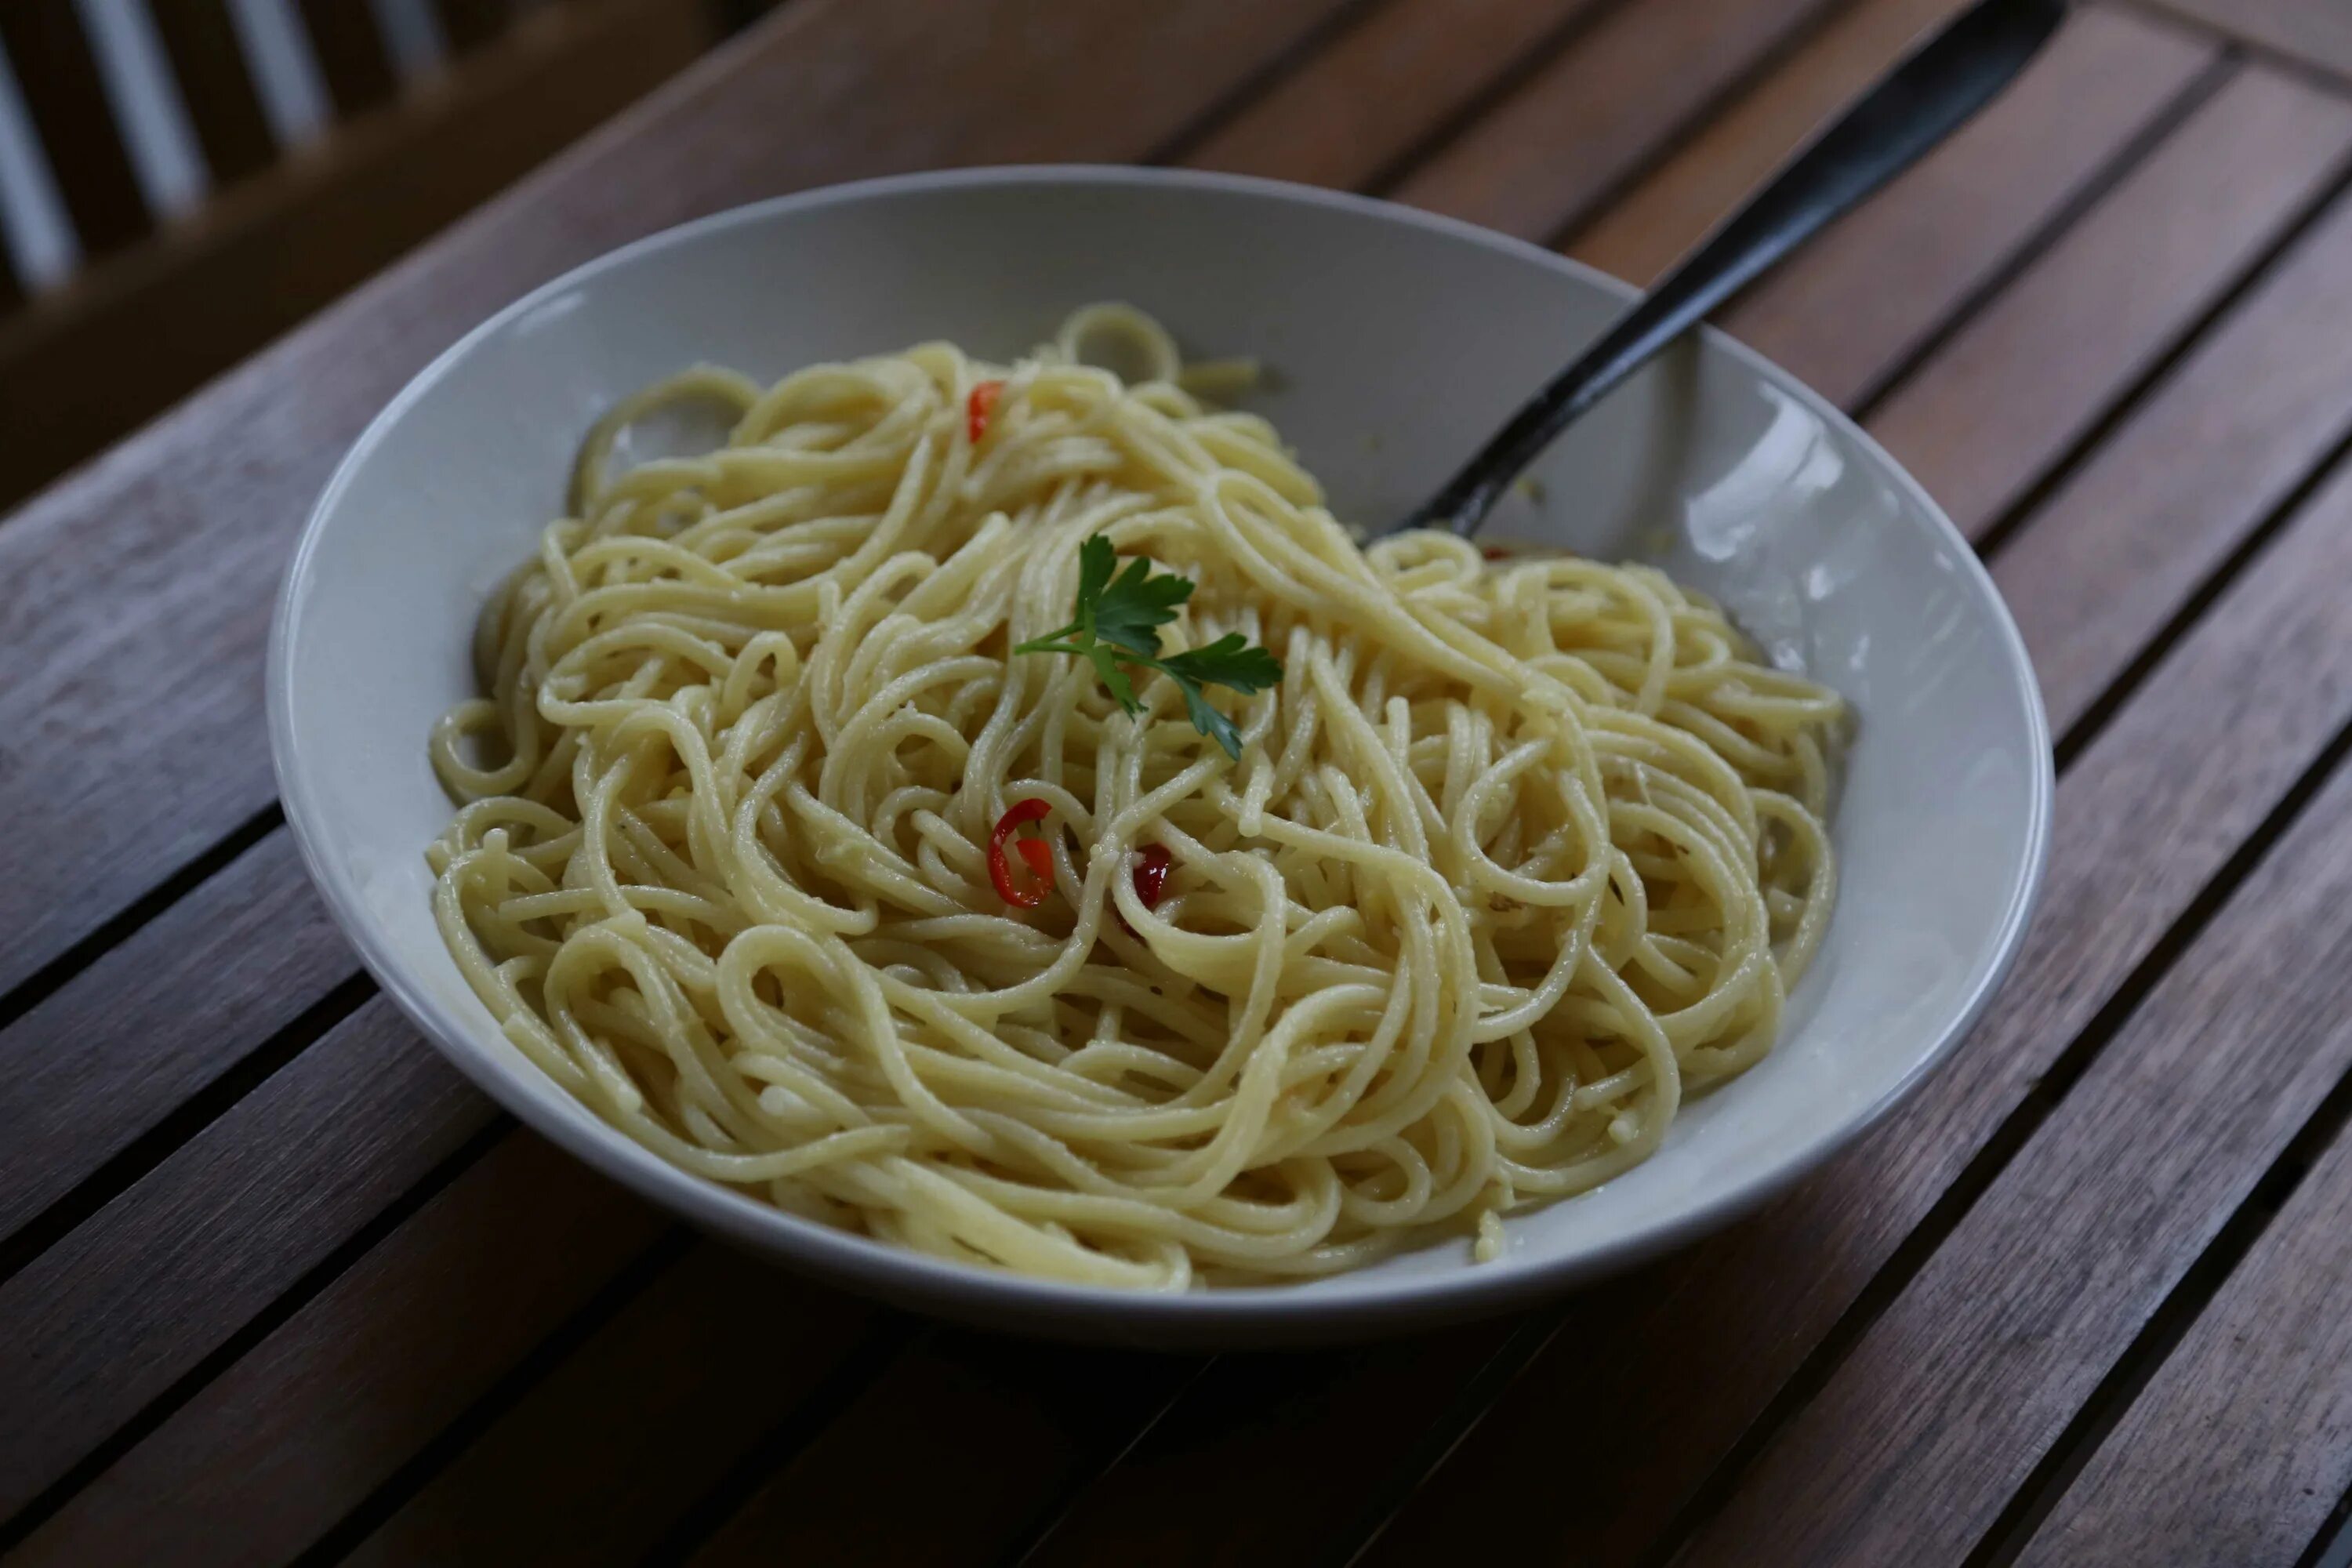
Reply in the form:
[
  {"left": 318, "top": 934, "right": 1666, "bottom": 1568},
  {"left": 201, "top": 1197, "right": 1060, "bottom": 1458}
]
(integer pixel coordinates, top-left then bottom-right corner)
[{"left": 0, "top": 0, "right": 771, "bottom": 513}]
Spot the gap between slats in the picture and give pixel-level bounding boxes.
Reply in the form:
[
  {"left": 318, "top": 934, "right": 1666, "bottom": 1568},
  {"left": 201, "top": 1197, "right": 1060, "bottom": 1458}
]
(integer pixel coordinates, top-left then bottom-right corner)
[
  {"left": 2302, "top": 1487, "right": 2352, "bottom": 1568},
  {"left": 2132, "top": 0, "right": 2352, "bottom": 93},
  {"left": 1521, "top": 0, "right": 1867, "bottom": 255},
  {"left": 1334, "top": 0, "right": 1639, "bottom": 201}
]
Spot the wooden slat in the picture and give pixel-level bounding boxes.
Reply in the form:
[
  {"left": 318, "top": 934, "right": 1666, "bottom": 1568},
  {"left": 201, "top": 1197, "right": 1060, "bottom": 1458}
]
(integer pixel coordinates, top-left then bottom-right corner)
[
  {"left": 0, "top": 0, "right": 713, "bottom": 516},
  {"left": 1724, "top": 4, "right": 2219, "bottom": 408},
  {"left": 2013, "top": 1104, "right": 2352, "bottom": 1566},
  {"left": 1671, "top": 466, "right": 2352, "bottom": 1566},
  {"left": 0, "top": 0, "right": 1357, "bottom": 1008},
  {"left": 1179, "top": 0, "right": 1603, "bottom": 190},
  {"left": 1866, "top": 64, "right": 2352, "bottom": 539},
  {"left": 0, "top": 997, "right": 493, "bottom": 1524},
  {"left": 1387, "top": 0, "right": 1836, "bottom": 242},
  {"left": 1361, "top": 341, "right": 2352, "bottom": 1568},
  {"left": 10, "top": 1134, "right": 667, "bottom": 1568},
  {"left": 339, "top": 1243, "right": 883, "bottom": 1568},
  {"left": 0, "top": 829, "right": 354, "bottom": 1254},
  {"left": 1567, "top": 0, "right": 1972, "bottom": 283},
  {"left": 148, "top": 0, "right": 280, "bottom": 187},
  {"left": 684, "top": 1334, "right": 1192, "bottom": 1566},
  {"left": 2147, "top": 0, "right": 2352, "bottom": 83},
  {"left": 0, "top": 0, "right": 150, "bottom": 258},
  {"left": 1994, "top": 189, "right": 2352, "bottom": 737}
]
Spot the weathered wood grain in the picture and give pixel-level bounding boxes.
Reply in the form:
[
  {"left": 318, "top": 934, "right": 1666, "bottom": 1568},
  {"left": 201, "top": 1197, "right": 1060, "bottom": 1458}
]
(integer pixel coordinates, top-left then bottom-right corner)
[
  {"left": 1993, "top": 189, "right": 2352, "bottom": 735},
  {"left": 1865, "top": 65, "right": 2352, "bottom": 539},
  {"left": 2013, "top": 1096, "right": 2352, "bottom": 1567},
  {"left": 2146, "top": 0, "right": 2352, "bottom": 82},
  {"left": 0, "top": 830, "right": 354, "bottom": 1251},
  {"left": 1568, "top": 0, "right": 1973, "bottom": 283},
  {"left": 1386, "top": 0, "right": 1838, "bottom": 242},
  {"left": 340, "top": 1242, "right": 884, "bottom": 1568},
  {"left": 1724, "top": 4, "right": 2219, "bottom": 408},
  {"left": 1671, "top": 469, "right": 2352, "bottom": 1566},
  {"left": 0, "top": 1000, "right": 492, "bottom": 1523},
  {"left": 0, "top": 0, "right": 1359, "bottom": 1004},
  {"left": 684, "top": 1333, "right": 1194, "bottom": 1567},
  {"left": 11, "top": 1134, "right": 666, "bottom": 1568},
  {"left": 1181, "top": 0, "right": 1606, "bottom": 191},
  {"left": 1363, "top": 401, "right": 2352, "bottom": 1568}
]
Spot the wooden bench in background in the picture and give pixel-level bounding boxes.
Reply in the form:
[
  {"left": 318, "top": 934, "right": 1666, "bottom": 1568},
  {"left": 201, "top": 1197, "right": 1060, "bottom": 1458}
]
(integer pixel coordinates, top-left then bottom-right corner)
[{"left": 0, "top": 0, "right": 740, "bottom": 513}]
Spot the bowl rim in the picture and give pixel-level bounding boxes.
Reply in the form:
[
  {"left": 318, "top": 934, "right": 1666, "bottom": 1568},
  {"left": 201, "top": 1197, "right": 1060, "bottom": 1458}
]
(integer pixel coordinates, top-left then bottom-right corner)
[{"left": 267, "top": 163, "right": 2054, "bottom": 1338}]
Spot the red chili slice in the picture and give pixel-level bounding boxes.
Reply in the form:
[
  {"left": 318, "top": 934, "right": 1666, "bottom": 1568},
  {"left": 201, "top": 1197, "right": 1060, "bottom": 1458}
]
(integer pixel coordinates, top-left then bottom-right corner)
[
  {"left": 967, "top": 379, "right": 1005, "bottom": 445},
  {"left": 1482, "top": 545, "right": 1512, "bottom": 561},
  {"left": 1116, "top": 843, "right": 1174, "bottom": 936},
  {"left": 1133, "top": 844, "right": 1173, "bottom": 910},
  {"left": 989, "top": 796, "right": 1054, "bottom": 907}
]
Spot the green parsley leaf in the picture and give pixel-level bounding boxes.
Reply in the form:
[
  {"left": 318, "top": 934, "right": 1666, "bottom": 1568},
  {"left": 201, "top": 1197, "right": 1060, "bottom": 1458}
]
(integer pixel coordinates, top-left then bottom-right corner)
[
  {"left": 1091, "top": 547, "right": 1192, "bottom": 659},
  {"left": 1074, "top": 532, "right": 1118, "bottom": 622},
  {"left": 1158, "top": 633, "right": 1285, "bottom": 695},
  {"left": 1013, "top": 539, "right": 1283, "bottom": 760}
]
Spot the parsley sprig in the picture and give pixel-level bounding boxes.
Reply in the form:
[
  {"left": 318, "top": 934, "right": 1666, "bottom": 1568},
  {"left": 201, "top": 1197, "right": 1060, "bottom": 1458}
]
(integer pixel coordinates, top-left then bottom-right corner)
[{"left": 1014, "top": 535, "right": 1283, "bottom": 760}]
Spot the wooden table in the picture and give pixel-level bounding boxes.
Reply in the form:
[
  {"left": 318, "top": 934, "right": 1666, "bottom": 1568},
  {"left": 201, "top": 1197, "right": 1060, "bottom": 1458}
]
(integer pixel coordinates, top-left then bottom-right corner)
[{"left": 8, "top": 0, "right": 2352, "bottom": 1562}]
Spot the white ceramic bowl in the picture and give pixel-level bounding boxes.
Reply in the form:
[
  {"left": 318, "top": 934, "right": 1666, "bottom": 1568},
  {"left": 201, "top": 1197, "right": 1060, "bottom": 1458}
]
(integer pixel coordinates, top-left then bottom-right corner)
[{"left": 270, "top": 167, "right": 2051, "bottom": 1345}]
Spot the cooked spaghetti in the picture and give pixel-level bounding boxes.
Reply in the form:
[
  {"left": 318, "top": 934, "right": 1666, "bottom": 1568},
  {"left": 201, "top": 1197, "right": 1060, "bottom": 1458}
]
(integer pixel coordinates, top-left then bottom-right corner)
[{"left": 427, "top": 304, "right": 1843, "bottom": 1288}]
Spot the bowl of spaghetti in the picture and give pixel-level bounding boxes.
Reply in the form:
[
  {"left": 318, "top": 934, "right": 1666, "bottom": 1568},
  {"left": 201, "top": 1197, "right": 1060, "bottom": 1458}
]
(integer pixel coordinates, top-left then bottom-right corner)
[{"left": 269, "top": 167, "right": 2050, "bottom": 1343}]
